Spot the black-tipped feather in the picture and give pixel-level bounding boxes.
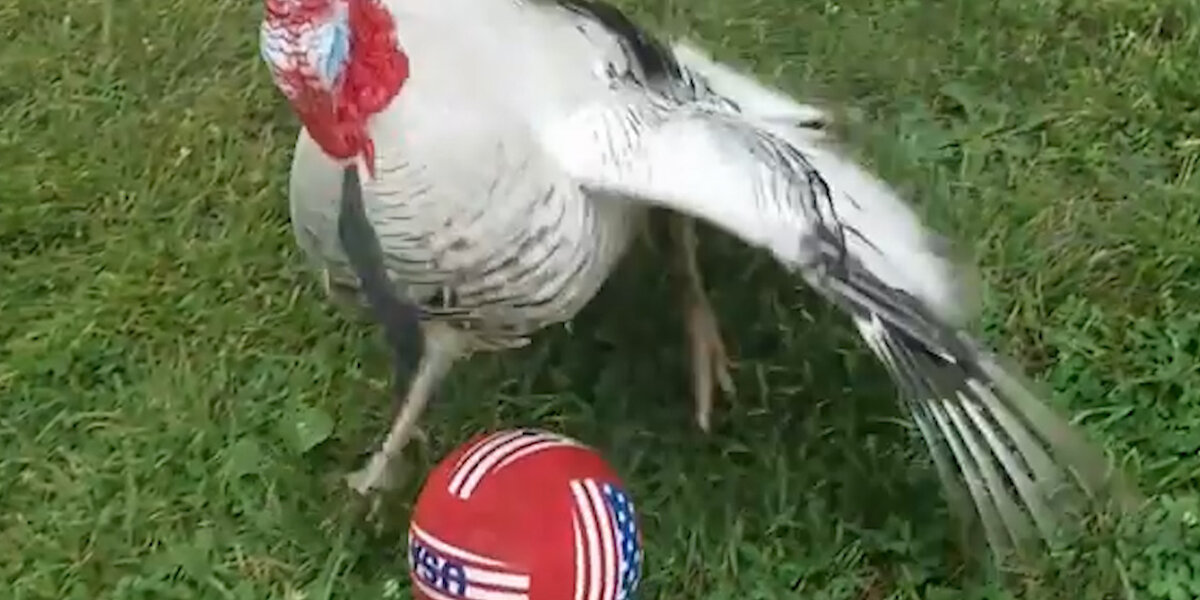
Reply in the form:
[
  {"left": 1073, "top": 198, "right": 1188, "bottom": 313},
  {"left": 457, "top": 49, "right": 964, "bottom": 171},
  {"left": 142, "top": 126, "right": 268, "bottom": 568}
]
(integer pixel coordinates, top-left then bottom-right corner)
[
  {"left": 337, "top": 166, "right": 425, "bottom": 389},
  {"left": 698, "top": 114, "right": 1139, "bottom": 554},
  {"left": 814, "top": 248, "right": 1140, "bottom": 560},
  {"left": 552, "top": 0, "right": 682, "bottom": 85}
]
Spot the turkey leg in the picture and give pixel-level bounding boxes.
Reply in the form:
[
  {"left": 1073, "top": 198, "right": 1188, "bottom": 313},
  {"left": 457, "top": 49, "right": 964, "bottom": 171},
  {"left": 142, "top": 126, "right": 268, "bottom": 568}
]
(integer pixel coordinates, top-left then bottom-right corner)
[
  {"left": 345, "top": 323, "right": 464, "bottom": 507},
  {"left": 670, "top": 215, "right": 735, "bottom": 432}
]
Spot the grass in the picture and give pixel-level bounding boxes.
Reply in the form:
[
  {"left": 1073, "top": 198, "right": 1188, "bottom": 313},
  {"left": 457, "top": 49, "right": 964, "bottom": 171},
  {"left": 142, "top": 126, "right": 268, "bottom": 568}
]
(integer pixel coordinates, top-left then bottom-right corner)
[{"left": 2, "top": 0, "right": 1199, "bottom": 597}]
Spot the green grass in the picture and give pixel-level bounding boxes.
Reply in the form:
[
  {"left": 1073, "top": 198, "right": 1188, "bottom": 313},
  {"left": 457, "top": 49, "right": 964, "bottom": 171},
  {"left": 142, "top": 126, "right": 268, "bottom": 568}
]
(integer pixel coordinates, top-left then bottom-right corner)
[{"left": 3, "top": 0, "right": 1199, "bottom": 597}]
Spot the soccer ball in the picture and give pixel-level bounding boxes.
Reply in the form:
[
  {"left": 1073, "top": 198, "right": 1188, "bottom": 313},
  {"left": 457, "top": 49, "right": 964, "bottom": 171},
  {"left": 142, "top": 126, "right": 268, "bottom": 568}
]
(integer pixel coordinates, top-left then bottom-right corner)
[{"left": 407, "top": 429, "right": 644, "bottom": 600}]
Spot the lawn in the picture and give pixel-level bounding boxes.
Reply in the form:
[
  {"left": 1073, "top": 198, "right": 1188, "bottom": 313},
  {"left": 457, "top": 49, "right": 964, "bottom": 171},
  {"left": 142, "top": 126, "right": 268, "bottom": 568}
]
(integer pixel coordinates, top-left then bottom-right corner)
[{"left": 2, "top": 0, "right": 1199, "bottom": 598}]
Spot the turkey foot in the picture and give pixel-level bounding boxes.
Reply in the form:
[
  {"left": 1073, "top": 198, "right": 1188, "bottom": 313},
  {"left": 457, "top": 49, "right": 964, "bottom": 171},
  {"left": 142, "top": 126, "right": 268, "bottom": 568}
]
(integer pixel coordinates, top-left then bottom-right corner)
[
  {"left": 344, "top": 372, "right": 432, "bottom": 524},
  {"left": 345, "top": 323, "right": 463, "bottom": 522},
  {"left": 671, "top": 216, "right": 735, "bottom": 432},
  {"left": 686, "top": 293, "right": 735, "bottom": 432}
]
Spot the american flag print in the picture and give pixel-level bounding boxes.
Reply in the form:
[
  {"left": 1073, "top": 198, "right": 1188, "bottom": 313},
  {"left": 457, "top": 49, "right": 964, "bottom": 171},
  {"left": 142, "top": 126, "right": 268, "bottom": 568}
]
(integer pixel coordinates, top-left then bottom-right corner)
[
  {"left": 446, "top": 429, "right": 586, "bottom": 500},
  {"left": 409, "top": 523, "right": 532, "bottom": 600},
  {"left": 570, "top": 479, "right": 643, "bottom": 600}
]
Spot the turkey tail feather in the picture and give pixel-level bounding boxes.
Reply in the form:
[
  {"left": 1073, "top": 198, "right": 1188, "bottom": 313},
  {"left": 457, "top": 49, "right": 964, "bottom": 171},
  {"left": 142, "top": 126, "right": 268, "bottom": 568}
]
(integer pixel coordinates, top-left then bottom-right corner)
[{"left": 834, "top": 259, "right": 1142, "bottom": 560}]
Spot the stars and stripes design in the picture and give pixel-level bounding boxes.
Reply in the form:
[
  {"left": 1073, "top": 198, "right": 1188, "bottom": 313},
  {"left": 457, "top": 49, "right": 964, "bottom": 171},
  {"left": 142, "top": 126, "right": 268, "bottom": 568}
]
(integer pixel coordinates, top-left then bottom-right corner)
[
  {"left": 447, "top": 429, "right": 587, "bottom": 500},
  {"left": 409, "top": 523, "right": 532, "bottom": 600},
  {"left": 570, "top": 479, "right": 643, "bottom": 600}
]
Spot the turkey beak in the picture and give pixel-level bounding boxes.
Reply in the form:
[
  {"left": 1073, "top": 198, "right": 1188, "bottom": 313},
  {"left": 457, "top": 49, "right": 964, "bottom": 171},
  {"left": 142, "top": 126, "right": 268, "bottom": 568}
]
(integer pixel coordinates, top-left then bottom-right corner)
[{"left": 337, "top": 165, "right": 425, "bottom": 383}]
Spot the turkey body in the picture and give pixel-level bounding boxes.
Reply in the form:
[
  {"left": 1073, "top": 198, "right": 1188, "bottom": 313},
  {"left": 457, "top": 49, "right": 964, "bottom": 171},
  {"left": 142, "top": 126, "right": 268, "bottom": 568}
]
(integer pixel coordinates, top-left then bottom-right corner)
[
  {"left": 286, "top": 1, "right": 674, "bottom": 348},
  {"left": 288, "top": 119, "right": 644, "bottom": 347}
]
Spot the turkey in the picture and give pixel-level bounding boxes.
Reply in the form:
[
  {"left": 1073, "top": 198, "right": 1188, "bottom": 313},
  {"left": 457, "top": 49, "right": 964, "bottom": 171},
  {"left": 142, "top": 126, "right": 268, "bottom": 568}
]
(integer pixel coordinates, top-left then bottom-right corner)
[{"left": 259, "top": 0, "right": 1139, "bottom": 560}]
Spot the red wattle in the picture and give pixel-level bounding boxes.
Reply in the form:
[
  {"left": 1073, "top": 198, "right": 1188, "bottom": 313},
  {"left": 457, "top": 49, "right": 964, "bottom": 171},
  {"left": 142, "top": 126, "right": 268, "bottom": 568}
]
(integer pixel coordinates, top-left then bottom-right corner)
[{"left": 341, "top": 0, "right": 409, "bottom": 117}]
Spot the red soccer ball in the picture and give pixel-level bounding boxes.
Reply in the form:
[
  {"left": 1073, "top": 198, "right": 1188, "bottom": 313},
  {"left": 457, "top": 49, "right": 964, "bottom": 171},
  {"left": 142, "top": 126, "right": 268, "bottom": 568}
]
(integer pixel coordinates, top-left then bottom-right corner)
[{"left": 407, "top": 429, "right": 644, "bottom": 600}]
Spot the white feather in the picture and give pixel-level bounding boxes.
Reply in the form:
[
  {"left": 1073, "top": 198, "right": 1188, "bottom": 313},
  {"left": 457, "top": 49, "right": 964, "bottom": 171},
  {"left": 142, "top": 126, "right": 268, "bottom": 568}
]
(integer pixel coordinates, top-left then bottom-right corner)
[
  {"left": 539, "top": 86, "right": 970, "bottom": 324},
  {"left": 669, "top": 39, "right": 831, "bottom": 127}
]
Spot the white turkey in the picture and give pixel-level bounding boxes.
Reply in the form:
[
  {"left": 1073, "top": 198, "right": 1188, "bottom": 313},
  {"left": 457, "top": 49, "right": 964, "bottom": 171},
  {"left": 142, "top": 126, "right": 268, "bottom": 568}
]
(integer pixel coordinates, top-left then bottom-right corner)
[{"left": 258, "top": 0, "right": 1139, "bottom": 560}]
